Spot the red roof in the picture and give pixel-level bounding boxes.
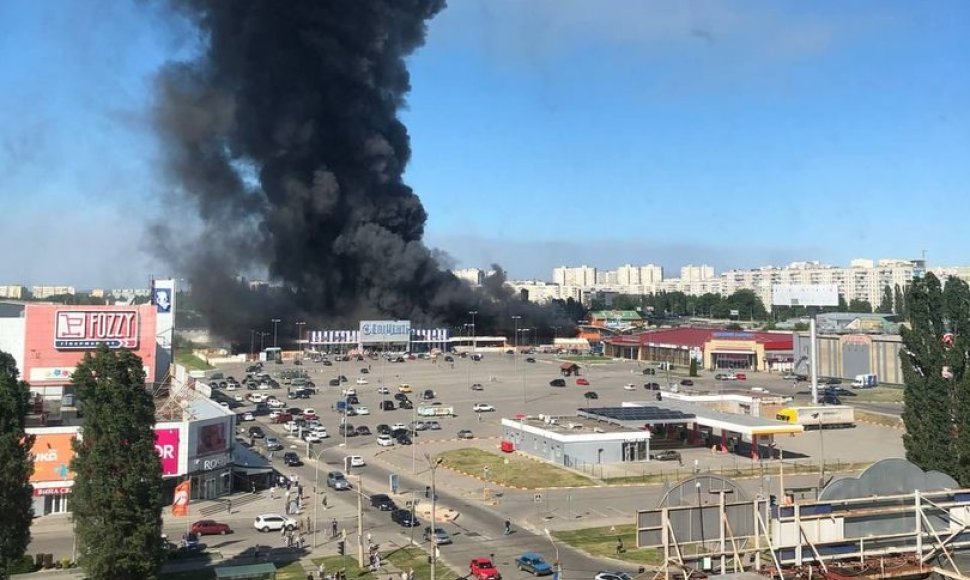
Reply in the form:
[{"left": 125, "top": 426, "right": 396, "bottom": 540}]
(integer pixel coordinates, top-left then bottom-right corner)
[{"left": 606, "top": 328, "right": 792, "bottom": 350}]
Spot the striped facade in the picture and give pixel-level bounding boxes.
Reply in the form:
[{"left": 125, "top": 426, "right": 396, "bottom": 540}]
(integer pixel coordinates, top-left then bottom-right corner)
[{"left": 308, "top": 328, "right": 450, "bottom": 352}]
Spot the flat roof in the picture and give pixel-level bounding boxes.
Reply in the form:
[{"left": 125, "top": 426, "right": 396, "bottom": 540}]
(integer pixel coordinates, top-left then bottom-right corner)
[
  {"left": 515, "top": 415, "right": 644, "bottom": 435},
  {"left": 623, "top": 400, "right": 803, "bottom": 436}
]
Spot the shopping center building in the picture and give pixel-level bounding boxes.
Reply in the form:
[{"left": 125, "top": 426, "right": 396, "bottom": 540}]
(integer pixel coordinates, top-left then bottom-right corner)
[{"left": 604, "top": 328, "right": 794, "bottom": 372}]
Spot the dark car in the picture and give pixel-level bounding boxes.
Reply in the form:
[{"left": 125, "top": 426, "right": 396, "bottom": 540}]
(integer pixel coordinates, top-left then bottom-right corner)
[
  {"left": 644, "top": 382, "right": 660, "bottom": 390},
  {"left": 347, "top": 394, "right": 360, "bottom": 405},
  {"left": 360, "top": 367, "right": 370, "bottom": 374},
  {"left": 394, "top": 393, "right": 409, "bottom": 402},
  {"left": 824, "top": 386, "right": 855, "bottom": 397},
  {"left": 680, "top": 379, "right": 694, "bottom": 386},
  {"left": 642, "top": 368, "right": 656, "bottom": 375},
  {"left": 396, "top": 434, "right": 413, "bottom": 445},
  {"left": 825, "top": 377, "right": 842, "bottom": 385},
  {"left": 422, "top": 389, "right": 435, "bottom": 400},
  {"left": 549, "top": 379, "right": 566, "bottom": 387},
  {"left": 329, "top": 378, "right": 340, "bottom": 387},
  {"left": 377, "top": 424, "right": 391, "bottom": 435},
  {"left": 380, "top": 400, "right": 396, "bottom": 411},
  {"left": 391, "top": 509, "right": 419, "bottom": 527},
  {"left": 339, "top": 375, "right": 349, "bottom": 383},
  {"left": 283, "top": 451, "right": 303, "bottom": 467},
  {"left": 525, "top": 357, "right": 536, "bottom": 363},
  {"left": 651, "top": 450, "right": 682, "bottom": 461},
  {"left": 370, "top": 494, "right": 397, "bottom": 511},
  {"left": 322, "top": 360, "right": 333, "bottom": 366},
  {"left": 583, "top": 391, "right": 598, "bottom": 399},
  {"left": 398, "top": 400, "right": 413, "bottom": 410},
  {"left": 471, "top": 383, "right": 484, "bottom": 391},
  {"left": 444, "top": 355, "right": 454, "bottom": 362},
  {"left": 355, "top": 425, "right": 371, "bottom": 436},
  {"left": 190, "top": 520, "right": 232, "bottom": 536},
  {"left": 457, "top": 429, "right": 474, "bottom": 439},
  {"left": 247, "top": 426, "right": 265, "bottom": 439},
  {"left": 339, "top": 424, "right": 358, "bottom": 437}
]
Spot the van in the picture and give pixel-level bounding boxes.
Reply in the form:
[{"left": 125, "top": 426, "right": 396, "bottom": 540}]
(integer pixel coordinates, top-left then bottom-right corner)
[{"left": 851, "top": 374, "right": 878, "bottom": 388}]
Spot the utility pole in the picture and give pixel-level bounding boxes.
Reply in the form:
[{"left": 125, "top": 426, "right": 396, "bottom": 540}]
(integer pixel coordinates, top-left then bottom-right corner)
[
  {"left": 512, "top": 316, "right": 522, "bottom": 403},
  {"left": 428, "top": 454, "right": 443, "bottom": 580},
  {"left": 469, "top": 310, "right": 478, "bottom": 353},
  {"left": 357, "top": 474, "right": 365, "bottom": 567},
  {"left": 249, "top": 329, "right": 256, "bottom": 361},
  {"left": 272, "top": 318, "right": 281, "bottom": 348},
  {"left": 296, "top": 321, "right": 306, "bottom": 355}
]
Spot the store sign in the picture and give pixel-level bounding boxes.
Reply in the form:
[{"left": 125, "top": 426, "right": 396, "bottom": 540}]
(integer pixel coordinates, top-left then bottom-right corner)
[
  {"left": 359, "top": 320, "right": 411, "bottom": 344},
  {"left": 29, "top": 367, "right": 76, "bottom": 382},
  {"left": 30, "top": 433, "right": 76, "bottom": 483},
  {"left": 34, "top": 486, "right": 71, "bottom": 496},
  {"left": 55, "top": 310, "right": 140, "bottom": 349},
  {"left": 154, "top": 428, "right": 180, "bottom": 476},
  {"left": 193, "top": 454, "right": 230, "bottom": 471}
]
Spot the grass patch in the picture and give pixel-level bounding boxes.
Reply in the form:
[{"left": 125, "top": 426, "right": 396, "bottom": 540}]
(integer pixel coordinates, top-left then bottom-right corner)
[
  {"left": 438, "top": 448, "right": 596, "bottom": 489},
  {"left": 848, "top": 387, "right": 904, "bottom": 404},
  {"left": 602, "top": 460, "right": 872, "bottom": 486},
  {"left": 855, "top": 410, "right": 905, "bottom": 429},
  {"left": 276, "top": 560, "right": 313, "bottom": 580},
  {"left": 312, "top": 555, "right": 368, "bottom": 577},
  {"left": 175, "top": 350, "right": 214, "bottom": 371},
  {"left": 385, "top": 545, "right": 460, "bottom": 580},
  {"left": 553, "top": 525, "right": 662, "bottom": 565}
]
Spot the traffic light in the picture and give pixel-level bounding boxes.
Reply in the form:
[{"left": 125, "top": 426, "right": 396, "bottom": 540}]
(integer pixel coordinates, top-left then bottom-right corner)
[{"left": 337, "top": 540, "right": 345, "bottom": 555}]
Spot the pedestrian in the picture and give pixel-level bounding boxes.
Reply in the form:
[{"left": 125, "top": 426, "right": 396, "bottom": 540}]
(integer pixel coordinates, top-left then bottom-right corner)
[
  {"left": 331, "top": 518, "right": 338, "bottom": 538},
  {"left": 318, "top": 562, "right": 326, "bottom": 580},
  {"left": 270, "top": 484, "right": 277, "bottom": 499},
  {"left": 478, "top": 413, "right": 482, "bottom": 423},
  {"left": 366, "top": 531, "right": 372, "bottom": 546},
  {"left": 616, "top": 537, "right": 624, "bottom": 555},
  {"left": 323, "top": 494, "right": 328, "bottom": 509},
  {"left": 226, "top": 498, "right": 232, "bottom": 513},
  {"left": 281, "top": 526, "right": 287, "bottom": 538},
  {"left": 300, "top": 534, "right": 307, "bottom": 548},
  {"left": 503, "top": 520, "right": 511, "bottom": 535},
  {"left": 251, "top": 481, "right": 257, "bottom": 494}
]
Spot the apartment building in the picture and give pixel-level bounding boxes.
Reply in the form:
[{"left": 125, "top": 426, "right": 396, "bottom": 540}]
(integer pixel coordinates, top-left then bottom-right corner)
[
  {"left": 0, "top": 285, "right": 27, "bottom": 299},
  {"left": 552, "top": 265, "right": 597, "bottom": 287},
  {"left": 31, "top": 286, "right": 76, "bottom": 299},
  {"left": 505, "top": 280, "right": 583, "bottom": 304}
]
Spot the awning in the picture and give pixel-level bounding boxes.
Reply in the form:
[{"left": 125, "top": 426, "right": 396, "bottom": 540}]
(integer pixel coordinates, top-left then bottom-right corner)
[{"left": 232, "top": 444, "right": 274, "bottom": 476}]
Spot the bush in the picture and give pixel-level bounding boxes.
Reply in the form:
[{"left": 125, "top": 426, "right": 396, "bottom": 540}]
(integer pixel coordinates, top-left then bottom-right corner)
[{"left": 10, "top": 555, "right": 37, "bottom": 574}]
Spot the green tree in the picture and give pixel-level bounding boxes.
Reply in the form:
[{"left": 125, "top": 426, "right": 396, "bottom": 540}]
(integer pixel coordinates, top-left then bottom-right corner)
[
  {"left": 848, "top": 299, "right": 873, "bottom": 313},
  {"left": 70, "top": 346, "right": 165, "bottom": 580},
  {"left": 894, "top": 284, "right": 906, "bottom": 317},
  {"left": 0, "top": 352, "right": 34, "bottom": 580},
  {"left": 876, "top": 286, "right": 894, "bottom": 314},
  {"left": 899, "top": 274, "right": 970, "bottom": 481}
]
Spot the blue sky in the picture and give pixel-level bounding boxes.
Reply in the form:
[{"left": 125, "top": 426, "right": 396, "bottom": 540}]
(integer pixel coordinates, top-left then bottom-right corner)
[{"left": 1, "top": 1, "right": 968, "bottom": 288}]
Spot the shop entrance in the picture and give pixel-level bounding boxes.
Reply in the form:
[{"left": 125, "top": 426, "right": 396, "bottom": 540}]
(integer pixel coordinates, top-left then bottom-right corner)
[
  {"left": 713, "top": 352, "right": 755, "bottom": 370},
  {"left": 44, "top": 494, "right": 69, "bottom": 515},
  {"left": 621, "top": 441, "right": 648, "bottom": 462}
]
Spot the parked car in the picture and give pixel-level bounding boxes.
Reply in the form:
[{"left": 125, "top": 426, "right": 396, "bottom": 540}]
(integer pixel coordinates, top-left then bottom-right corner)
[
  {"left": 470, "top": 558, "right": 502, "bottom": 580},
  {"left": 422, "top": 389, "right": 435, "bottom": 400},
  {"left": 644, "top": 382, "right": 660, "bottom": 390},
  {"left": 370, "top": 493, "right": 397, "bottom": 511},
  {"left": 549, "top": 379, "right": 566, "bottom": 387},
  {"left": 240, "top": 412, "right": 255, "bottom": 421},
  {"left": 595, "top": 572, "right": 633, "bottom": 580},
  {"left": 356, "top": 378, "right": 368, "bottom": 385},
  {"left": 339, "top": 424, "right": 357, "bottom": 437},
  {"left": 457, "top": 429, "right": 474, "bottom": 439},
  {"left": 471, "top": 383, "right": 484, "bottom": 391},
  {"left": 264, "top": 437, "right": 284, "bottom": 451},
  {"left": 398, "top": 399, "right": 413, "bottom": 410},
  {"left": 391, "top": 509, "right": 419, "bottom": 527},
  {"left": 426, "top": 420, "right": 442, "bottom": 430},
  {"left": 393, "top": 393, "right": 409, "bottom": 402},
  {"left": 303, "top": 408, "right": 318, "bottom": 420},
  {"left": 398, "top": 384, "right": 412, "bottom": 393},
  {"left": 390, "top": 422, "right": 408, "bottom": 431},
  {"left": 377, "top": 434, "right": 395, "bottom": 446},
  {"left": 345, "top": 455, "right": 365, "bottom": 468},
  {"left": 326, "top": 471, "right": 351, "bottom": 490},
  {"left": 623, "top": 384, "right": 636, "bottom": 391},
  {"left": 424, "top": 526, "right": 452, "bottom": 545},
  {"left": 355, "top": 425, "right": 371, "bottom": 436},
  {"left": 651, "top": 450, "right": 682, "bottom": 461},
  {"left": 396, "top": 434, "right": 413, "bottom": 445},
  {"left": 473, "top": 403, "right": 495, "bottom": 412},
  {"left": 253, "top": 514, "right": 297, "bottom": 532},
  {"left": 247, "top": 426, "right": 265, "bottom": 439},
  {"left": 380, "top": 400, "right": 396, "bottom": 411},
  {"left": 410, "top": 421, "right": 428, "bottom": 431},
  {"left": 377, "top": 386, "right": 390, "bottom": 394},
  {"left": 341, "top": 387, "right": 357, "bottom": 396},
  {"left": 525, "top": 357, "right": 536, "bottom": 363},
  {"left": 356, "top": 406, "right": 370, "bottom": 415},
  {"left": 283, "top": 451, "right": 303, "bottom": 467},
  {"left": 515, "top": 552, "right": 553, "bottom": 576},
  {"left": 642, "top": 368, "right": 657, "bottom": 375},
  {"left": 576, "top": 378, "right": 590, "bottom": 386},
  {"left": 360, "top": 367, "right": 369, "bottom": 374},
  {"left": 190, "top": 520, "right": 232, "bottom": 536},
  {"left": 583, "top": 391, "right": 599, "bottom": 400},
  {"left": 680, "top": 379, "right": 694, "bottom": 386},
  {"left": 329, "top": 378, "right": 340, "bottom": 386}
]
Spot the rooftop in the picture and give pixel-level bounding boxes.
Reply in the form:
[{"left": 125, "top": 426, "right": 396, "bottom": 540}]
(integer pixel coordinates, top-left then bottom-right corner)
[
  {"left": 514, "top": 414, "right": 646, "bottom": 435},
  {"left": 605, "top": 327, "right": 793, "bottom": 351}
]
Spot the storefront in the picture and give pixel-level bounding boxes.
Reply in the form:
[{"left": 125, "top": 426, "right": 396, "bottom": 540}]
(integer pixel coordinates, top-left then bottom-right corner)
[
  {"left": 186, "top": 416, "right": 235, "bottom": 500},
  {"left": 28, "top": 428, "right": 79, "bottom": 517}
]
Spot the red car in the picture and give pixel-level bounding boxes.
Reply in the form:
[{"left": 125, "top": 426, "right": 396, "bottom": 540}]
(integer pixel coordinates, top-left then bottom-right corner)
[
  {"left": 190, "top": 520, "right": 232, "bottom": 535},
  {"left": 470, "top": 558, "right": 502, "bottom": 580},
  {"left": 271, "top": 413, "right": 293, "bottom": 424},
  {"left": 735, "top": 373, "right": 747, "bottom": 381},
  {"left": 576, "top": 378, "right": 590, "bottom": 386}
]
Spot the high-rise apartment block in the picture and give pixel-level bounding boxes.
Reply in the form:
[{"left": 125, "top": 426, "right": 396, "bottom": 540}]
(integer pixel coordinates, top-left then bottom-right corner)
[
  {"left": 31, "top": 286, "right": 76, "bottom": 299},
  {"left": 0, "top": 285, "right": 27, "bottom": 299}
]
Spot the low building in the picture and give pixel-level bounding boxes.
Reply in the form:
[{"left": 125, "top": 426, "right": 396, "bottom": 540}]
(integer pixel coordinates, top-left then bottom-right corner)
[
  {"left": 501, "top": 414, "right": 654, "bottom": 468},
  {"left": 792, "top": 332, "right": 904, "bottom": 384},
  {"left": 604, "top": 327, "right": 794, "bottom": 372}
]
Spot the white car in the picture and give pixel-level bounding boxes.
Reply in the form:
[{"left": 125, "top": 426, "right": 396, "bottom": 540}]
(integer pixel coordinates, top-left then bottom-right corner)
[
  {"left": 473, "top": 403, "right": 495, "bottom": 413},
  {"left": 241, "top": 412, "right": 255, "bottom": 421},
  {"left": 249, "top": 393, "right": 268, "bottom": 403},
  {"left": 355, "top": 406, "right": 370, "bottom": 415},
  {"left": 341, "top": 388, "right": 357, "bottom": 397},
  {"left": 233, "top": 394, "right": 244, "bottom": 402},
  {"left": 346, "top": 455, "right": 365, "bottom": 467},
  {"left": 257, "top": 383, "right": 272, "bottom": 390},
  {"left": 355, "top": 377, "right": 368, "bottom": 385},
  {"left": 377, "top": 386, "right": 390, "bottom": 395},
  {"left": 268, "top": 399, "right": 285, "bottom": 409},
  {"left": 377, "top": 434, "right": 395, "bottom": 446},
  {"left": 624, "top": 383, "right": 637, "bottom": 391},
  {"left": 226, "top": 383, "right": 238, "bottom": 391},
  {"left": 311, "top": 426, "right": 329, "bottom": 438},
  {"left": 254, "top": 514, "right": 297, "bottom": 533},
  {"left": 390, "top": 422, "right": 407, "bottom": 431},
  {"left": 283, "top": 421, "right": 302, "bottom": 433},
  {"left": 305, "top": 432, "right": 324, "bottom": 443}
]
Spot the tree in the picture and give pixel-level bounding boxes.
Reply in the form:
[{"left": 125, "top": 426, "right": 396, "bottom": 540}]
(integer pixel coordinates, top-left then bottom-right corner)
[
  {"left": 848, "top": 299, "right": 873, "bottom": 313},
  {"left": 689, "top": 358, "right": 699, "bottom": 377},
  {"left": 70, "top": 346, "right": 165, "bottom": 580},
  {"left": 899, "top": 274, "right": 970, "bottom": 483},
  {"left": 876, "top": 286, "right": 894, "bottom": 314},
  {"left": 0, "top": 351, "right": 34, "bottom": 580},
  {"left": 894, "top": 284, "right": 906, "bottom": 317}
]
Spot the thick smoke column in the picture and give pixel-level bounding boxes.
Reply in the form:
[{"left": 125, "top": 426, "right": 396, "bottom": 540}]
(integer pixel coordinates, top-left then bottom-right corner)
[{"left": 153, "top": 1, "right": 574, "bottom": 344}]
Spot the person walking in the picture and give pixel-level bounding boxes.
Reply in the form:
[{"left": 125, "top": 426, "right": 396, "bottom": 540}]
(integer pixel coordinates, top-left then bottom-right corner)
[
  {"left": 322, "top": 494, "right": 328, "bottom": 509},
  {"left": 226, "top": 498, "right": 232, "bottom": 514},
  {"left": 331, "top": 518, "right": 338, "bottom": 538},
  {"left": 616, "top": 537, "right": 624, "bottom": 556},
  {"left": 503, "top": 520, "right": 511, "bottom": 535}
]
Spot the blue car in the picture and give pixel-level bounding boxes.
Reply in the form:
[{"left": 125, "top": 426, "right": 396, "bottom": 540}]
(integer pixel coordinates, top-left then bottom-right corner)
[{"left": 515, "top": 552, "right": 553, "bottom": 576}]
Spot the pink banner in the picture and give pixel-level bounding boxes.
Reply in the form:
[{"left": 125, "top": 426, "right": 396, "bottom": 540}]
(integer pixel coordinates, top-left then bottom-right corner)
[{"left": 154, "top": 428, "right": 180, "bottom": 476}]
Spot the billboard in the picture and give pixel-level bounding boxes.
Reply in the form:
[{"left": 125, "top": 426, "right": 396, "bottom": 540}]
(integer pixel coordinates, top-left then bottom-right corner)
[
  {"left": 359, "top": 320, "right": 411, "bottom": 344},
  {"left": 154, "top": 428, "right": 180, "bottom": 476},
  {"left": 30, "top": 432, "right": 76, "bottom": 483},
  {"left": 772, "top": 284, "right": 839, "bottom": 307},
  {"left": 55, "top": 310, "right": 140, "bottom": 349},
  {"left": 196, "top": 423, "right": 228, "bottom": 456}
]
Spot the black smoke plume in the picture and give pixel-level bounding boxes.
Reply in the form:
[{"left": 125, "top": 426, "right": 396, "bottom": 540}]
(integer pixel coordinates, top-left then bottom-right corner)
[{"left": 152, "top": 1, "right": 574, "bottom": 347}]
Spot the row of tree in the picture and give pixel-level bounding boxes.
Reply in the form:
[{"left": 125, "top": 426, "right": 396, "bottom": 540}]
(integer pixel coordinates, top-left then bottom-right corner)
[{"left": 0, "top": 347, "right": 164, "bottom": 579}]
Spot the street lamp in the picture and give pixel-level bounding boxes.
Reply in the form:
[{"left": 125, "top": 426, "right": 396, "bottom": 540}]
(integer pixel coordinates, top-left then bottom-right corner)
[
  {"left": 543, "top": 529, "right": 562, "bottom": 580},
  {"left": 271, "top": 318, "right": 281, "bottom": 348},
  {"left": 812, "top": 413, "right": 826, "bottom": 492},
  {"left": 512, "top": 316, "right": 522, "bottom": 402},
  {"left": 427, "top": 454, "right": 444, "bottom": 580},
  {"left": 260, "top": 331, "right": 270, "bottom": 352},
  {"left": 250, "top": 329, "right": 256, "bottom": 361},
  {"left": 312, "top": 447, "right": 329, "bottom": 548},
  {"left": 468, "top": 311, "right": 478, "bottom": 353}
]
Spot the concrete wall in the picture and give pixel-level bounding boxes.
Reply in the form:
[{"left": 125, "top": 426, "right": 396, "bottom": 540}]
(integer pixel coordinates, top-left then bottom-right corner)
[{"left": 793, "top": 333, "right": 904, "bottom": 385}]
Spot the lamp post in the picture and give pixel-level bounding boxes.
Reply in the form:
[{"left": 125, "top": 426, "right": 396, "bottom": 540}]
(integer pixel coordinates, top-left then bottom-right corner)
[
  {"left": 512, "top": 316, "right": 521, "bottom": 402},
  {"left": 296, "top": 321, "right": 306, "bottom": 355},
  {"left": 427, "top": 454, "right": 444, "bottom": 580},
  {"left": 543, "top": 529, "right": 562, "bottom": 580},
  {"left": 260, "top": 331, "right": 270, "bottom": 352},
  {"left": 312, "top": 447, "right": 328, "bottom": 548},
  {"left": 468, "top": 310, "right": 478, "bottom": 353},
  {"left": 271, "top": 318, "right": 281, "bottom": 348},
  {"left": 812, "top": 413, "right": 826, "bottom": 493},
  {"left": 250, "top": 329, "right": 256, "bottom": 361}
]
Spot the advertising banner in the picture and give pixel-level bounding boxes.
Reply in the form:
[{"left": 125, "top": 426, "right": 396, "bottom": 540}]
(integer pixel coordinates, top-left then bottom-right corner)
[
  {"left": 154, "top": 428, "right": 180, "bottom": 476},
  {"left": 28, "top": 368, "right": 75, "bottom": 382},
  {"left": 359, "top": 320, "right": 411, "bottom": 344},
  {"left": 54, "top": 310, "right": 140, "bottom": 349},
  {"left": 172, "top": 480, "right": 191, "bottom": 516},
  {"left": 30, "top": 433, "right": 76, "bottom": 483},
  {"left": 196, "top": 423, "right": 228, "bottom": 456}
]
